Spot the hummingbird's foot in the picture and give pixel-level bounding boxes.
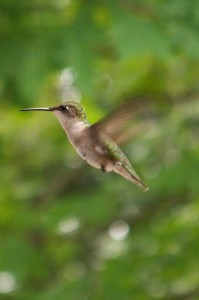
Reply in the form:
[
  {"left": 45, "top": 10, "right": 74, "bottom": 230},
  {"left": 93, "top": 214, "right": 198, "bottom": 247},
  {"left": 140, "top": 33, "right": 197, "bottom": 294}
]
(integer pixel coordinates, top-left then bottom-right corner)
[{"left": 101, "top": 165, "right": 106, "bottom": 172}]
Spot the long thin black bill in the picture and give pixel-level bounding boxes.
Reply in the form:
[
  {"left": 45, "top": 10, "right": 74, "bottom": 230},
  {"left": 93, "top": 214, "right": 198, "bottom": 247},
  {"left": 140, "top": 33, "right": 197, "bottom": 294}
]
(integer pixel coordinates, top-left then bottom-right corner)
[{"left": 20, "top": 107, "right": 53, "bottom": 112}]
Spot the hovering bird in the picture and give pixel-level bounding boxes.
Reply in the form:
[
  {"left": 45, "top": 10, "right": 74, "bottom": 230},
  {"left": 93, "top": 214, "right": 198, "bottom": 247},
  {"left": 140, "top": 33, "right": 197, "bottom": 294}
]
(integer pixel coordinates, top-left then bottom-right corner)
[{"left": 21, "top": 100, "right": 151, "bottom": 191}]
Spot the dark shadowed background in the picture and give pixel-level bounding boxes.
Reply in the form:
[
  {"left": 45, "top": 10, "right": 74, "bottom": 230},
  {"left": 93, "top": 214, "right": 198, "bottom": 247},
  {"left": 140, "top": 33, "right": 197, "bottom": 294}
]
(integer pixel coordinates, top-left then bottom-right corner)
[{"left": 1, "top": 0, "right": 199, "bottom": 299}]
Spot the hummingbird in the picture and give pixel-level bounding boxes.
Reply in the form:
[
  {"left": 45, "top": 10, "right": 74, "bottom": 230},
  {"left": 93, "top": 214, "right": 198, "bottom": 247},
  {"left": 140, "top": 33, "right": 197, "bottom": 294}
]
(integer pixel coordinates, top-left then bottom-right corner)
[{"left": 21, "top": 100, "right": 149, "bottom": 191}]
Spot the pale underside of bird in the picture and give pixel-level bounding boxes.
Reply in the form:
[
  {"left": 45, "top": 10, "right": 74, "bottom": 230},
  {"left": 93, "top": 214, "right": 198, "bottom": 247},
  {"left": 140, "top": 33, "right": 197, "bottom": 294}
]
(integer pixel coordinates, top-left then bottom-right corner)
[{"left": 21, "top": 98, "right": 157, "bottom": 191}]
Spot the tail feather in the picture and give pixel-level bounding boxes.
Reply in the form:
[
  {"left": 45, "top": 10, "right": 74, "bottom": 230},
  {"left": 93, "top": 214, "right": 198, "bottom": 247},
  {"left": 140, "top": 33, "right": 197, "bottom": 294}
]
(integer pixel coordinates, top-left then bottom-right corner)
[{"left": 114, "top": 163, "right": 149, "bottom": 191}]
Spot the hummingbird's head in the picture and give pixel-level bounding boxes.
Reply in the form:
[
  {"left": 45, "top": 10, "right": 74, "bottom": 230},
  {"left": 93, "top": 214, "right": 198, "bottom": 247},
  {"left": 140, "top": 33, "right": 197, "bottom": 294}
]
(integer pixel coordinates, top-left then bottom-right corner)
[
  {"left": 52, "top": 102, "right": 86, "bottom": 121},
  {"left": 21, "top": 101, "right": 87, "bottom": 122}
]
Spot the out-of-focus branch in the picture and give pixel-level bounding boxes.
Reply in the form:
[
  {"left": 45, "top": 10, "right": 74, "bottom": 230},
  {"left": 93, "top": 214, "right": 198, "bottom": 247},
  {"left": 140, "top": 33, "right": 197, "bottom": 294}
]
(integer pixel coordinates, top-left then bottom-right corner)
[
  {"left": 169, "top": 288, "right": 199, "bottom": 300},
  {"left": 119, "top": 0, "right": 156, "bottom": 19}
]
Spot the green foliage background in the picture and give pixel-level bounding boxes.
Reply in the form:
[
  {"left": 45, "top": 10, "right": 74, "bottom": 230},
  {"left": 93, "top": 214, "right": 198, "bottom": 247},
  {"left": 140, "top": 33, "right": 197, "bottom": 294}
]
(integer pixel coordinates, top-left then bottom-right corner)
[{"left": 1, "top": 0, "right": 199, "bottom": 299}]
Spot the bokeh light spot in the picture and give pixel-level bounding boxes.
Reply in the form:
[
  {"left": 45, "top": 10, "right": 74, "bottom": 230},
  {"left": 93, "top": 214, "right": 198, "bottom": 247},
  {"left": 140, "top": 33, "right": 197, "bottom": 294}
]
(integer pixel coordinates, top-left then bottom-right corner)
[
  {"left": 109, "top": 220, "right": 130, "bottom": 241},
  {"left": 0, "top": 272, "right": 17, "bottom": 294},
  {"left": 58, "top": 217, "right": 80, "bottom": 235}
]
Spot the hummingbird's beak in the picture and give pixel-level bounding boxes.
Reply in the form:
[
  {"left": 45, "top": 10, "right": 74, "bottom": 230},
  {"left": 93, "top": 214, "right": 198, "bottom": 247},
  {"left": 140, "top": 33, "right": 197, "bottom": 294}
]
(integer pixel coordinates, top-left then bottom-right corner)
[{"left": 20, "top": 107, "right": 54, "bottom": 112}]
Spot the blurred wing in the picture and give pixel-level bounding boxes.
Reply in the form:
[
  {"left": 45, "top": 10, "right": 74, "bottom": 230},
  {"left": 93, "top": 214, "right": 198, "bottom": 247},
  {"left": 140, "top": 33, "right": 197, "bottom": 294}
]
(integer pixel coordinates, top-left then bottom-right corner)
[{"left": 92, "top": 97, "right": 158, "bottom": 145}]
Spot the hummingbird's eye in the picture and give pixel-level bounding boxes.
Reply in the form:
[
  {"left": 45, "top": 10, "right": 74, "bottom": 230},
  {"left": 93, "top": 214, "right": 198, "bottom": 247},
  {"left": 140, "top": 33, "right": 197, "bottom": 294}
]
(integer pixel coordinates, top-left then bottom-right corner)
[{"left": 60, "top": 105, "right": 68, "bottom": 111}]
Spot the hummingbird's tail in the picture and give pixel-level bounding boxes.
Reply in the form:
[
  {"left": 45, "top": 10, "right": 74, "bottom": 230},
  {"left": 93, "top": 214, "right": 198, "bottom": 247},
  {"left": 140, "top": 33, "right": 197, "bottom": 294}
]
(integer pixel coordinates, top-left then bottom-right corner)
[{"left": 114, "top": 162, "right": 149, "bottom": 191}]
